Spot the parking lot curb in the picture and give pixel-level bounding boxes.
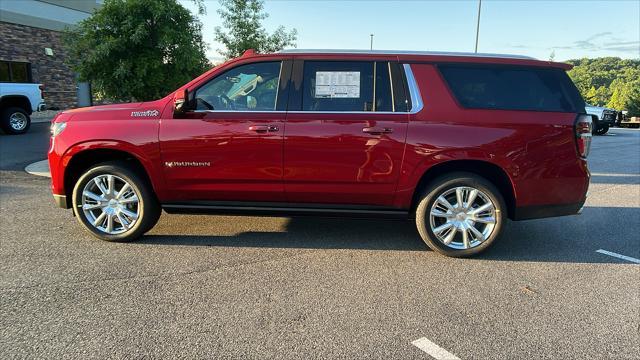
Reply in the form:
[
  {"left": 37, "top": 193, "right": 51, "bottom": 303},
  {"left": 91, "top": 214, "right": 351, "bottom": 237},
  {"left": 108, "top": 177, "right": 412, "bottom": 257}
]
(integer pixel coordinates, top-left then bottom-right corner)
[{"left": 25, "top": 160, "right": 51, "bottom": 178}]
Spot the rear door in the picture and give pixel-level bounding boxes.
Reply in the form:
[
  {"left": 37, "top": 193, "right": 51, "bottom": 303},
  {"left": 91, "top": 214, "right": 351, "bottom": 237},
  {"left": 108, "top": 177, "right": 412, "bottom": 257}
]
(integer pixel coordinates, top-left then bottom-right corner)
[{"left": 283, "top": 59, "right": 409, "bottom": 207}]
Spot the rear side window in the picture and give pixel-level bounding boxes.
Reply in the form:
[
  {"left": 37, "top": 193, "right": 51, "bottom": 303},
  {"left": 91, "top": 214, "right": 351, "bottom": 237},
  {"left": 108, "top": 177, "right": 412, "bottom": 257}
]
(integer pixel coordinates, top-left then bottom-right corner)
[
  {"left": 300, "top": 61, "right": 398, "bottom": 112},
  {"left": 439, "top": 64, "right": 584, "bottom": 112}
]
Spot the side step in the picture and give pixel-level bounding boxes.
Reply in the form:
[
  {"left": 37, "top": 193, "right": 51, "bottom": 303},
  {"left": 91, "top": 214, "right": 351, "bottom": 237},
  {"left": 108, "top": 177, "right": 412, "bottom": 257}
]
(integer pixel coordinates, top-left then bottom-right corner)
[{"left": 162, "top": 201, "right": 410, "bottom": 219}]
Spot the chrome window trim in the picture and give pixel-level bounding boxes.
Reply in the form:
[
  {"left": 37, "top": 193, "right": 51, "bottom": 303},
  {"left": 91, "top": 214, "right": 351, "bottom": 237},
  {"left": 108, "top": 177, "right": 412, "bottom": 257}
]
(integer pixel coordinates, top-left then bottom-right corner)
[{"left": 403, "top": 64, "right": 424, "bottom": 114}]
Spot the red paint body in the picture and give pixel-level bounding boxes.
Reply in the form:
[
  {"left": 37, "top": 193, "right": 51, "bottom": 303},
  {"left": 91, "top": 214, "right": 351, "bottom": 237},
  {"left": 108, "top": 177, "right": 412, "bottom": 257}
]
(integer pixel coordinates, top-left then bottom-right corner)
[{"left": 48, "top": 52, "right": 589, "bottom": 218}]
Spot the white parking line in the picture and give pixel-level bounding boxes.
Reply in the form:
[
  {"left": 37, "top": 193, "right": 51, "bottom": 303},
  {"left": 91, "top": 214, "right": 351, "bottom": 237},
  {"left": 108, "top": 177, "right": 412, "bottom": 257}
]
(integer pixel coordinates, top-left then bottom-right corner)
[
  {"left": 412, "top": 337, "right": 461, "bottom": 360},
  {"left": 596, "top": 249, "right": 640, "bottom": 264},
  {"left": 590, "top": 173, "right": 640, "bottom": 177}
]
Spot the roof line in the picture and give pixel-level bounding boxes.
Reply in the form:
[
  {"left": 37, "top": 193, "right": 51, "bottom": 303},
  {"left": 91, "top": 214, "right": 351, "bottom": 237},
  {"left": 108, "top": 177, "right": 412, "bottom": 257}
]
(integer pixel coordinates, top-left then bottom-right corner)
[{"left": 277, "top": 49, "right": 537, "bottom": 60}]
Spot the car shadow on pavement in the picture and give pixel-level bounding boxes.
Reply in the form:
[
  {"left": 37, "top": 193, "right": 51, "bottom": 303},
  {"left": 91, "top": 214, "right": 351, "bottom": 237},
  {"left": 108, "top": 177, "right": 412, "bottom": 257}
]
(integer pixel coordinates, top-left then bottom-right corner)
[{"left": 139, "top": 206, "right": 639, "bottom": 264}]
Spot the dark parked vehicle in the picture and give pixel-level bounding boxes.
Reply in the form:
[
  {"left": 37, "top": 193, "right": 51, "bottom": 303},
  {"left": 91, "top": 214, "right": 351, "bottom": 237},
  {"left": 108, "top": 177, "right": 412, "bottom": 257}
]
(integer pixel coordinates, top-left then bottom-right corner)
[{"left": 48, "top": 50, "right": 591, "bottom": 257}]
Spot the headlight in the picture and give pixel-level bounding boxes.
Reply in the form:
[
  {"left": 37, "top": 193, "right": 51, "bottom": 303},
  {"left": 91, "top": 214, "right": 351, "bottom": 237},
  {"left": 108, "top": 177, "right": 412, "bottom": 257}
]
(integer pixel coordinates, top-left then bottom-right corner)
[{"left": 51, "top": 122, "right": 66, "bottom": 137}]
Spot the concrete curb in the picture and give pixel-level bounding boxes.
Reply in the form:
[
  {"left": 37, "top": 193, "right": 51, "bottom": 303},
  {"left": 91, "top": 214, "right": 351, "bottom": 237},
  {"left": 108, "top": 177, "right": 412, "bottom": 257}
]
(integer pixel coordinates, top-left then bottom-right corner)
[{"left": 25, "top": 160, "right": 51, "bottom": 178}]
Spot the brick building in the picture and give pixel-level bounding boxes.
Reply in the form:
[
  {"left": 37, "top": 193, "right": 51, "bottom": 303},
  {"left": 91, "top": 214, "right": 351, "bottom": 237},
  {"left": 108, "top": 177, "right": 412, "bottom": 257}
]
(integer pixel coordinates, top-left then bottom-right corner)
[{"left": 0, "top": 0, "right": 102, "bottom": 109}]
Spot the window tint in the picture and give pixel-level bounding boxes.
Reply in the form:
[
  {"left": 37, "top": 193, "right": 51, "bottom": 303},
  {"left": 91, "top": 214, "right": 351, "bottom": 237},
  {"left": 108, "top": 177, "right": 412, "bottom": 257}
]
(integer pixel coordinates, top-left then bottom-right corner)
[
  {"left": 0, "top": 61, "right": 32, "bottom": 83},
  {"left": 439, "top": 65, "right": 583, "bottom": 112},
  {"left": 195, "top": 61, "right": 281, "bottom": 111}
]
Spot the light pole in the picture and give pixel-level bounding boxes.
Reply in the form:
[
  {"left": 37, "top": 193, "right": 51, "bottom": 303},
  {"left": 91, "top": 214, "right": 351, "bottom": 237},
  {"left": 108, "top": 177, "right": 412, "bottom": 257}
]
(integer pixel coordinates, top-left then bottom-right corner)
[
  {"left": 370, "top": 34, "right": 374, "bottom": 50},
  {"left": 474, "top": 0, "right": 482, "bottom": 53}
]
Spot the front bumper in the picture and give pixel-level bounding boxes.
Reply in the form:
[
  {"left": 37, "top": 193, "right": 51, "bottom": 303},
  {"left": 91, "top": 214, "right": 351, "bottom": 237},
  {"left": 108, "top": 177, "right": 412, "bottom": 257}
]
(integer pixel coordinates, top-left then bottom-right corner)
[{"left": 53, "top": 194, "right": 68, "bottom": 208}]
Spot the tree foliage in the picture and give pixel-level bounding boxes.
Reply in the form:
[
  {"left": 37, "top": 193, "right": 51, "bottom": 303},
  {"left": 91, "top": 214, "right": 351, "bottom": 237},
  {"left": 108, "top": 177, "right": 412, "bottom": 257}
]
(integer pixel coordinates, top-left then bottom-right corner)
[
  {"left": 214, "top": 0, "right": 297, "bottom": 59},
  {"left": 64, "top": 0, "right": 210, "bottom": 102},
  {"left": 566, "top": 57, "right": 640, "bottom": 115}
]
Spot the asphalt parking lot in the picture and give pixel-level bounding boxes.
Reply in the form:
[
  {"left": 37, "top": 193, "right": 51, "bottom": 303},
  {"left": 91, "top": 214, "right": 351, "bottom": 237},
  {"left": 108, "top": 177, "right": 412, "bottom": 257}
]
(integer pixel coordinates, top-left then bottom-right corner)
[{"left": 1, "top": 123, "right": 638, "bottom": 359}]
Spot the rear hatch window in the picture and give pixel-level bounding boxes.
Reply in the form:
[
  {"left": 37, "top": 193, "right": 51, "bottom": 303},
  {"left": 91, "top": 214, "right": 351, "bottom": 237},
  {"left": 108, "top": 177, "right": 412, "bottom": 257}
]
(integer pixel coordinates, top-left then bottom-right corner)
[{"left": 439, "top": 64, "right": 585, "bottom": 113}]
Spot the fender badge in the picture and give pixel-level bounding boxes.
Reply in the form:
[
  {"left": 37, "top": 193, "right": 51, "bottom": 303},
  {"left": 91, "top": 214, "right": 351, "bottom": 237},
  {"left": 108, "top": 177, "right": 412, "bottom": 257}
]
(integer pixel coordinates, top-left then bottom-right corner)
[
  {"left": 131, "top": 110, "right": 159, "bottom": 117},
  {"left": 165, "top": 161, "right": 211, "bottom": 168}
]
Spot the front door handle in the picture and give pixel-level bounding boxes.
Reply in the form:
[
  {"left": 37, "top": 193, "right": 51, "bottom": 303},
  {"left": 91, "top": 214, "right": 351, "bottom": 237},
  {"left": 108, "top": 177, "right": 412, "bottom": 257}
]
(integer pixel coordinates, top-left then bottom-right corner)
[
  {"left": 362, "top": 127, "right": 393, "bottom": 135},
  {"left": 249, "top": 125, "right": 279, "bottom": 133}
]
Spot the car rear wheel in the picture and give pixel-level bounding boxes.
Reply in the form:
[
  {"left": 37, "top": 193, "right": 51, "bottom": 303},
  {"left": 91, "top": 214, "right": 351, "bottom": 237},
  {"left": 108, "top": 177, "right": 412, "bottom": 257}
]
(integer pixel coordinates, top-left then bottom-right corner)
[
  {"left": 415, "top": 172, "right": 506, "bottom": 257},
  {"left": 595, "top": 124, "right": 609, "bottom": 135},
  {"left": 71, "top": 161, "right": 160, "bottom": 242},
  {"left": 1, "top": 107, "right": 31, "bottom": 135}
]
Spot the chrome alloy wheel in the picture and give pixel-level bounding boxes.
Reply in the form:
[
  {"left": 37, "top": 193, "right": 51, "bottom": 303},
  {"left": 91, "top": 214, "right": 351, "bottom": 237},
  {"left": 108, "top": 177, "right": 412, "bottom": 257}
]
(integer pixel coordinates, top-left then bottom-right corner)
[
  {"left": 429, "top": 186, "right": 497, "bottom": 250},
  {"left": 9, "top": 112, "right": 27, "bottom": 131},
  {"left": 81, "top": 174, "right": 140, "bottom": 234}
]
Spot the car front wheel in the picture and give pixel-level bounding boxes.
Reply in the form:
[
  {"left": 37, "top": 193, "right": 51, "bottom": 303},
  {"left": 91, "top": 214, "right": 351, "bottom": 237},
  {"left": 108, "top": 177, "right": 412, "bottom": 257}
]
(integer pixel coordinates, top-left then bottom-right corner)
[
  {"left": 415, "top": 172, "right": 506, "bottom": 257},
  {"left": 71, "top": 161, "right": 160, "bottom": 242}
]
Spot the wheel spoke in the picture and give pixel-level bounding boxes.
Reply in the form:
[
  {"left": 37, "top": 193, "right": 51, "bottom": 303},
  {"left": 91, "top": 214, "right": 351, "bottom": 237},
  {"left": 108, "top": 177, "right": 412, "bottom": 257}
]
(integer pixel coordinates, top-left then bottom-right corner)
[
  {"left": 93, "top": 211, "right": 106, "bottom": 227},
  {"left": 430, "top": 209, "right": 449, "bottom": 218},
  {"left": 119, "top": 207, "right": 139, "bottom": 220},
  {"left": 82, "top": 203, "right": 103, "bottom": 210},
  {"left": 83, "top": 190, "right": 103, "bottom": 202},
  {"left": 465, "top": 189, "right": 478, "bottom": 209},
  {"left": 443, "top": 227, "right": 456, "bottom": 245},
  {"left": 462, "top": 228, "right": 470, "bottom": 249},
  {"left": 436, "top": 196, "right": 454, "bottom": 212},
  {"left": 107, "top": 175, "right": 115, "bottom": 195},
  {"left": 116, "top": 183, "right": 131, "bottom": 199},
  {"left": 468, "top": 225, "right": 485, "bottom": 242},
  {"left": 116, "top": 212, "right": 130, "bottom": 230},
  {"left": 470, "top": 202, "right": 493, "bottom": 215},
  {"left": 106, "top": 214, "right": 114, "bottom": 233},
  {"left": 474, "top": 215, "right": 496, "bottom": 224},
  {"left": 94, "top": 178, "right": 108, "bottom": 196},
  {"left": 433, "top": 222, "right": 453, "bottom": 235},
  {"left": 455, "top": 187, "right": 464, "bottom": 208},
  {"left": 119, "top": 194, "right": 138, "bottom": 204}
]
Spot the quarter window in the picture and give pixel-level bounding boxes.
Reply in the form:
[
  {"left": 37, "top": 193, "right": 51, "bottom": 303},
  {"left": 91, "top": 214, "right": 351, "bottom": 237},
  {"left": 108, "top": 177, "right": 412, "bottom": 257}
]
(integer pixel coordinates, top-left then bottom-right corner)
[
  {"left": 439, "top": 64, "right": 583, "bottom": 112},
  {"left": 301, "top": 61, "right": 396, "bottom": 112},
  {"left": 194, "top": 61, "right": 281, "bottom": 111}
]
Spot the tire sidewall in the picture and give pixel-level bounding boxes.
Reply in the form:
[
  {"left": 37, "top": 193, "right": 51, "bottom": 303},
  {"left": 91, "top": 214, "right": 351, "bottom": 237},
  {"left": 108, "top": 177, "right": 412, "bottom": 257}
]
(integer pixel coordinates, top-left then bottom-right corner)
[
  {"left": 72, "top": 163, "right": 152, "bottom": 242},
  {"left": 415, "top": 173, "right": 506, "bottom": 257},
  {"left": 2, "top": 107, "right": 31, "bottom": 135}
]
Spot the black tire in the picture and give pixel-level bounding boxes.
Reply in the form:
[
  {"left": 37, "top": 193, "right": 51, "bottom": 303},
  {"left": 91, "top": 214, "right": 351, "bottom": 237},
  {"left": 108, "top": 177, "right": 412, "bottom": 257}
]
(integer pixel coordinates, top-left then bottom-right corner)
[
  {"left": 71, "top": 161, "right": 161, "bottom": 242},
  {"left": 1, "top": 107, "right": 31, "bottom": 135},
  {"left": 595, "top": 124, "right": 609, "bottom": 135},
  {"left": 415, "top": 172, "right": 506, "bottom": 257}
]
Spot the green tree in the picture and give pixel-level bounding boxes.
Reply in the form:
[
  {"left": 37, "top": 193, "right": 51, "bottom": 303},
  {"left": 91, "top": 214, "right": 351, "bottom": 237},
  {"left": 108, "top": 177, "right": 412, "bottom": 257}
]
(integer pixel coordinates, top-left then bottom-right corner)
[
  {"left": 64, "top": 0, "right": 210, "bottom": 102},
  {"left": 214, "top": 0, "right": 297, "bottom": 59},
  {"left": 567, "top": 57, "right": 640, "bottom": 111}
]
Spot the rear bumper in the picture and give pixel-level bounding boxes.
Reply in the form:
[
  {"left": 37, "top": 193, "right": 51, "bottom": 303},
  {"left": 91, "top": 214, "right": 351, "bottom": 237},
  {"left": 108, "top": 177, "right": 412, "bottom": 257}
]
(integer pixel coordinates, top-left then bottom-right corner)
[
  {"left": 53, "top": 194, "right": 68, "bottom": 208},
  {"left": 37, "top": 102, "right": 47, "bottom": 112},
  {"left": 513, "top": 198, "right": 586, "bottom": 220}
]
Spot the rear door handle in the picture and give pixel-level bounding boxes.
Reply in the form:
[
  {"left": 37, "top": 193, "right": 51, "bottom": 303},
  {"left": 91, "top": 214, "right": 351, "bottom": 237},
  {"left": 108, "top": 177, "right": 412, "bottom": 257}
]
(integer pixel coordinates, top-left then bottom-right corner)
[
  {"left": 362, "top": 127, "right": 393, "bottom": 135},
  {"left": 249, "top": 125, "right": 279, "bottom": 133}
]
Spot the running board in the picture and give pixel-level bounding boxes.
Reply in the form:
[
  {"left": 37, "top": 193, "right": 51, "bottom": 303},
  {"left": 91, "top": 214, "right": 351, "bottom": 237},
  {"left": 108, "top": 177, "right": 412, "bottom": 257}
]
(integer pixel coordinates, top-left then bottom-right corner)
[{"left": 162, "top": 202, "right": 410, "bottom": 219}]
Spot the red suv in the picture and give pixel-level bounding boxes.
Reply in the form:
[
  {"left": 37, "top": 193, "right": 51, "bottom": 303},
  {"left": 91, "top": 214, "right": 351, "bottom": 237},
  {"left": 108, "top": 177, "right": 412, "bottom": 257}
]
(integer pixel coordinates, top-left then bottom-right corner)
[{"left": 48, "top": 50, "right": 591, "bottom": 257}]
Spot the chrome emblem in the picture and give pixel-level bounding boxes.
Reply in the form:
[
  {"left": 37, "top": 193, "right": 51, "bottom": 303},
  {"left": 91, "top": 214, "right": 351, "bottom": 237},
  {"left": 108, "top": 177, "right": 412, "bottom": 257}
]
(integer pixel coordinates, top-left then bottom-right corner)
[
  {"left": 165, "top": 161, "right": 211, "bottom": 168},
  {"left": 131, "top": 110, "right": 159, "bottom": 117}
]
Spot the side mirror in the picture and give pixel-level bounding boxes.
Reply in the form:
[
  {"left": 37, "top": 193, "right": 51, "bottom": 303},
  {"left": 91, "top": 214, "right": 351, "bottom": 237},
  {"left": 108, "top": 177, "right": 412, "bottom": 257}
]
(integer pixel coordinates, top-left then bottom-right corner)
[{"left": 174, "top": 89, "right": 190, "bottom": 114}]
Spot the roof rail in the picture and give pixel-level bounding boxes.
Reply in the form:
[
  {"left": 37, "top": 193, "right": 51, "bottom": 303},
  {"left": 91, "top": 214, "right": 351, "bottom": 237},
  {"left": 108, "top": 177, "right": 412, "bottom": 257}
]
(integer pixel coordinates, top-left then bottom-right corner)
[{"left": 277, "top": 49, "right": 537, "bottom": 60}]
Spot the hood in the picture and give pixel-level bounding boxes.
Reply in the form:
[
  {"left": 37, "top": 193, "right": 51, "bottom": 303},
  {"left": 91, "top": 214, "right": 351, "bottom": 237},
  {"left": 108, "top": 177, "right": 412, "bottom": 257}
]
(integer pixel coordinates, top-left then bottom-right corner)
[{"left": 59, "top": 100, "right": 167, "bottom": 122}]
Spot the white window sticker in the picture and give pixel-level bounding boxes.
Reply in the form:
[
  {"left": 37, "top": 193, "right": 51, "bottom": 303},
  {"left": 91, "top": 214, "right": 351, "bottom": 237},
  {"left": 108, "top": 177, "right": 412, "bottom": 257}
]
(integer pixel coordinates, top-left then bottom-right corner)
[{"left": 315, "top": 71, "right": 360, "bottom": 98}]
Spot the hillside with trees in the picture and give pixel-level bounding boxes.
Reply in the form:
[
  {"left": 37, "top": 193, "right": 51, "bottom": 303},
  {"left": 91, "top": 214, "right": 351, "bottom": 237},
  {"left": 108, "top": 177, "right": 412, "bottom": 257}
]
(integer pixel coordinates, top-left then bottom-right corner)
[{"left": 566, "top": 57, "right": 640, "bottom": 116}]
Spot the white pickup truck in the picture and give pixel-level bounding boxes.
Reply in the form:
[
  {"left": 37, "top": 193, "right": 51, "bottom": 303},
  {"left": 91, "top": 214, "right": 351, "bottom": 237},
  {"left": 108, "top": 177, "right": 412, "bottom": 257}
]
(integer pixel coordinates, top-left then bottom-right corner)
[{"left": 0, "top": 82, "right": 46, "bottom": 134}]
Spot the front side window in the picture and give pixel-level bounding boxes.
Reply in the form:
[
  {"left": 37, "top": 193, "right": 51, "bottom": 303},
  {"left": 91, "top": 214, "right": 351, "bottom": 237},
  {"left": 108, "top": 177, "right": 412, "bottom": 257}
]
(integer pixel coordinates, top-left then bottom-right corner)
[
  {"left": 194, "top": 61, "right": 281, "bottom": 111},
  {"left": 439, "top": 64, "right": 582, "bottom": 112}
]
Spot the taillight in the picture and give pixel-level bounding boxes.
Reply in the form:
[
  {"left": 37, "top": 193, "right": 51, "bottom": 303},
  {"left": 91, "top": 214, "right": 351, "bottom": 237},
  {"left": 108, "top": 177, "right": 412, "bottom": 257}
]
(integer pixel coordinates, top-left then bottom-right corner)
[
  {"left": 38, "top": 84, "right": 44, "bottom": 99},
  {"left": 575, "top": 114, "right": 592, "bottom": 158}
]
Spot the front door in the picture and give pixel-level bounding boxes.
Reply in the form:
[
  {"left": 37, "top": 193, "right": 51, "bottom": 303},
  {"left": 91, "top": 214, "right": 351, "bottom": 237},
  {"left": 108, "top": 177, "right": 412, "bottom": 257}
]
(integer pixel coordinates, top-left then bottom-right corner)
[
  {"left": 283, "top": 60, "right": 409, "bottom": 207},
  {"left": 159, "top": 61, "right": 289, "bottom": 203}
]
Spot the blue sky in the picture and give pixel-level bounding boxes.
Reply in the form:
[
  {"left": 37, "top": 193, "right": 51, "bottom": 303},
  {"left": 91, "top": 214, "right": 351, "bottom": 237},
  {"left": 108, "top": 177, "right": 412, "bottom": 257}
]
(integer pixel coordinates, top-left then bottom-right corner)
[{"left": 180, "top": 0, "right": 640, "bottom": 62}]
